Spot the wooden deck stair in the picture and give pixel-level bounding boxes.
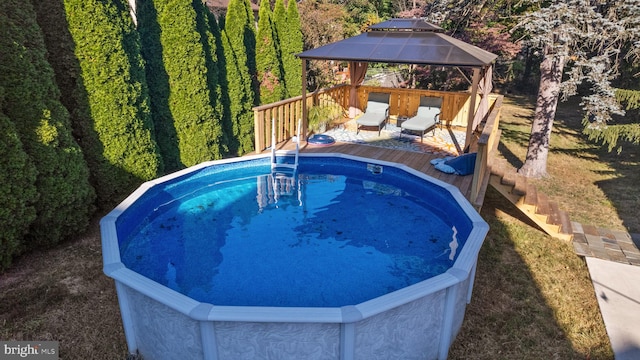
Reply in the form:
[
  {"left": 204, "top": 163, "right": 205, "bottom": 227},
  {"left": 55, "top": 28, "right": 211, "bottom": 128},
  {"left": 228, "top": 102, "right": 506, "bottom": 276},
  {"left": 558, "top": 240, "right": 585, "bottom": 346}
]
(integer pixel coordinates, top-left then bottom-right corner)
[{"left": 489, "top": 158, "right": 573, "bottom": 241}]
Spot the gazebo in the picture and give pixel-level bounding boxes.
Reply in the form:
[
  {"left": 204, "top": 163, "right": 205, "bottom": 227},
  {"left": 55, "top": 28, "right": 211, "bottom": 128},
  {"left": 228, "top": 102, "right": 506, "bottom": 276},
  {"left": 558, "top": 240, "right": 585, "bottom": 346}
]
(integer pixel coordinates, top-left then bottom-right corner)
[{"left": 297, "top": 18, "right": 498, "bottom": 150}]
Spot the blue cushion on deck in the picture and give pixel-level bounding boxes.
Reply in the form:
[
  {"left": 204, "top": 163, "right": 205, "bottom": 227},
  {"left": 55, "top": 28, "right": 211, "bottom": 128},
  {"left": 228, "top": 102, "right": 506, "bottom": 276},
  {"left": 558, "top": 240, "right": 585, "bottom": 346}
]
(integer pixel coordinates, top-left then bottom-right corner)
[
  {"left": 444, "top": 153, "right": 477, "bottom": 176},
  {"left": 434, "top": 161, "right": 457, "bottom": 174},
  {"left": 430, "top": 157, "right": 454, "bottom": 166}
]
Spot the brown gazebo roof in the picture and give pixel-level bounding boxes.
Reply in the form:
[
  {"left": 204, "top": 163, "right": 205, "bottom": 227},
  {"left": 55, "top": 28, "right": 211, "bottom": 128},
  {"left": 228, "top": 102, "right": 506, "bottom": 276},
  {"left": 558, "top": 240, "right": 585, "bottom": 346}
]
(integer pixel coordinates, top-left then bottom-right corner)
[
  {"left": 368, "top": 18, "right": 444, "bottom": 32},
  {"left": 297, "top": 19, "right": 497, "bottom": 68}
]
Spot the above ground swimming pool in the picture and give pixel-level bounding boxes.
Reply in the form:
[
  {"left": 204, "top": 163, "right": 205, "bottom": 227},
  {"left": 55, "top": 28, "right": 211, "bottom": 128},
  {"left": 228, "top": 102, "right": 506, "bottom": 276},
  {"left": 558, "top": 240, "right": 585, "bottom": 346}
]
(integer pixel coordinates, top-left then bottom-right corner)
[{"left": 101, "top": 153, "right": 489, "bottom": 360}]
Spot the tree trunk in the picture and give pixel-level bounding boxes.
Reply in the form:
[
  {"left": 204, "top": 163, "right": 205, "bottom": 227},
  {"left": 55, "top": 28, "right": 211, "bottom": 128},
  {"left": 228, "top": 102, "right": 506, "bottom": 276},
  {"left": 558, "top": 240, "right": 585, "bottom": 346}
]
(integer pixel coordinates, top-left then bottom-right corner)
[{"left": 518, "top": 52, "right": 566, "bottom": 178}]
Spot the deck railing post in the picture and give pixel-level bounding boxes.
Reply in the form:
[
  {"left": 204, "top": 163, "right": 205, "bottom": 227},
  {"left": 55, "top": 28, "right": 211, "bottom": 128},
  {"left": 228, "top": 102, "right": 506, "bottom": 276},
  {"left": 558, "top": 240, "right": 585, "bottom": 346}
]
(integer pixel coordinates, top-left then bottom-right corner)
[
  {"left": 469, "top": 95, "right": 503, "bottom": 208},
  {"left": 253, "top": 84, "right": 351, "bottom": 152}
]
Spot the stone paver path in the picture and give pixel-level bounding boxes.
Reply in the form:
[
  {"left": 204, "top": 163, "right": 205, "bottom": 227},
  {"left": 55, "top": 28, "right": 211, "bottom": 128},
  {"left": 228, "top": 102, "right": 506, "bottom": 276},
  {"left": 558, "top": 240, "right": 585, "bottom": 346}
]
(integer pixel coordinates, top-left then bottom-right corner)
[{"left": 572, "top": 222, "right": 640, "bottom": 266}]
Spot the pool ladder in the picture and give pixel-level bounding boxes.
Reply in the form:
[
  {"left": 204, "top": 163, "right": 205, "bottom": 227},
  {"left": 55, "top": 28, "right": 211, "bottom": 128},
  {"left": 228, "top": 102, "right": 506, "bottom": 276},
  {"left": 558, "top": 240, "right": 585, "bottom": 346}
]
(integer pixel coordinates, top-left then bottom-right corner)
[
  {"left": 270, "top": 119, "right": 302, "bottom": 205},
  {"left": 270, "top": 118, "right": 300, "bottom": 174}
]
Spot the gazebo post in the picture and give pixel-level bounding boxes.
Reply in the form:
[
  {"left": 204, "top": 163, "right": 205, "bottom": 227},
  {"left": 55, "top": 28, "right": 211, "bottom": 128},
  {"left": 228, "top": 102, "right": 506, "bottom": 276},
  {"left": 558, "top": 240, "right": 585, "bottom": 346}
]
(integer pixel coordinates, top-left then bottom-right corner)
[
  {"left": 301, "top": 59, "right": 307, "bottom": 141},
  {"left": 464, "top": 67, "right": 481, "bottom": 152}
]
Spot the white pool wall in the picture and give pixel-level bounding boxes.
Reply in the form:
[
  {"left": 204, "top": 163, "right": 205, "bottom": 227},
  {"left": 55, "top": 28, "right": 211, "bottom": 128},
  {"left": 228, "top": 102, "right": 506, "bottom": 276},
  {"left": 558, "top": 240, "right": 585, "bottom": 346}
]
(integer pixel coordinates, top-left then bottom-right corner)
[{"left": 101, "top": 153, "right": 489, "bottom": 360}]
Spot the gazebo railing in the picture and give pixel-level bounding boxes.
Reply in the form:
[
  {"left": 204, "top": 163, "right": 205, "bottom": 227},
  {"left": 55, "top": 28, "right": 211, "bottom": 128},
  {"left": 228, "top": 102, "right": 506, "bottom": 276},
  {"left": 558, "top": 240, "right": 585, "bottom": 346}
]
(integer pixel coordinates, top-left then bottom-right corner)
[{"left": 253, "top": 85, "right": 479, "bottom": 152}]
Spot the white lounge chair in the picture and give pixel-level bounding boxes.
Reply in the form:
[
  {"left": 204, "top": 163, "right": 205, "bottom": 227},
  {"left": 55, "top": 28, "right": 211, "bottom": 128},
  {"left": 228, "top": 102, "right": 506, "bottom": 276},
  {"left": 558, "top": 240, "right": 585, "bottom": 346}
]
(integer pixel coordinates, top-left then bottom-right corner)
[
  {"left": 400, "top": 96, "right": 442, "bottom": 142},
  {"left": 356, "top": 93, "right": 390, "bottom": 136}
]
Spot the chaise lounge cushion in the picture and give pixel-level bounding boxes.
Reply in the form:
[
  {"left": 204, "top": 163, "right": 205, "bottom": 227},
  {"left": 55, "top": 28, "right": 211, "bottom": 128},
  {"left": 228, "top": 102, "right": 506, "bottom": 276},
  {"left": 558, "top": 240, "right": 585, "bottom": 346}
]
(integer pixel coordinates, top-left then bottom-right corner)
[
  {"left": 401, "top": 106, "right": 440, "bottom": 132},
  {"left": 356, "top": 93, "right": 390, "bottom": 135},
  {"left": 356, "top": 101, "right": 389, "bottom": 126}
]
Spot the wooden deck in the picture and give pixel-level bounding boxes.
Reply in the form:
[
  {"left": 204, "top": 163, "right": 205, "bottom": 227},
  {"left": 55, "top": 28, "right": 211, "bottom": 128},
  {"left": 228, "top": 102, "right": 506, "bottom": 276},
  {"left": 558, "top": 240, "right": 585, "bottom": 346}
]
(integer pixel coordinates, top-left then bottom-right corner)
[{"left": 261, "top": 139, "right": 477, "bottom": 201}]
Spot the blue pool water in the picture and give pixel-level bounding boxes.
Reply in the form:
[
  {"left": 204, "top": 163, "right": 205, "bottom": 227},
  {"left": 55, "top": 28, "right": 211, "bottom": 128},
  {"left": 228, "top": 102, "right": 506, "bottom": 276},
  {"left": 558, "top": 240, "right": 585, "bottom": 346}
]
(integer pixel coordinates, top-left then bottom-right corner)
[{"left": 117, "top": 157, "right": 471, "bottom": 307}]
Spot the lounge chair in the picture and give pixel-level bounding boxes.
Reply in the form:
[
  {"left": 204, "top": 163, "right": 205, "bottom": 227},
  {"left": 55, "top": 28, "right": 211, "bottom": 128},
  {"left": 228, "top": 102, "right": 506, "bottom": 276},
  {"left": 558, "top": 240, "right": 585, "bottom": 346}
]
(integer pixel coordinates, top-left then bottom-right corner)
[
  {"left": 400, "top": 96, "right": 442, "bottom": 142},
  {"left": 356, "top": 92, "right": 390, "bottom": 135}
]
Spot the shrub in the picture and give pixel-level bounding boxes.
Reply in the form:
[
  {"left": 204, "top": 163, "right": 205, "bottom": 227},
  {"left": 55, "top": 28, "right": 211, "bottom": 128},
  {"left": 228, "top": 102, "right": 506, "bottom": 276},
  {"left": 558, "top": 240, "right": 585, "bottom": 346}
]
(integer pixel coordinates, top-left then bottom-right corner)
[
  {"left": 203, "top": 9, "right": 237, "bottom": 156},
  {"left": 139, "top": 0, "right": 227, "bottom": 170},
  {"left": 256, "top": 0, "right": 285, "bottom": 105},
  {"left": 221, "top": 0, "right": 258, "bottom": 155},
  {"left": 0, "top": 88, "right": 38, "bottom": 271},
  {"left": 49, "top": 0, "right": 164, "bottom": 206},
  {"left": 283, "top": 0, "right": 304, "bottom": 97},
  {"left": 195, "top": 0, "right": 231, "bottom": 156},
  {"left": 0, "top": 0, "right": 95, "bottom": 246}
]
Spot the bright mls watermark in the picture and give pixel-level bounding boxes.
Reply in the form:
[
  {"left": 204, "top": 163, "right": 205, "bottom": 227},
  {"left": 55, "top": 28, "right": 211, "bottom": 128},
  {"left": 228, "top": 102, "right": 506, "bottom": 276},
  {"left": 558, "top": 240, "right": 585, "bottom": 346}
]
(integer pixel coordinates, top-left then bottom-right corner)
[{"left": 1, "top": 341, "right": 58, "bottom": 359}]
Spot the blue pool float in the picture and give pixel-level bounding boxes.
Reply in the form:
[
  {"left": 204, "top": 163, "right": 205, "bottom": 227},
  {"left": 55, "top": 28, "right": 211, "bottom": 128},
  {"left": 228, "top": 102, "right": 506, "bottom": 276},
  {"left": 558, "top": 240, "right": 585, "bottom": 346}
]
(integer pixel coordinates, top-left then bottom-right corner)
[{"left": 307, "top": 134, "right": 335, "bottom": 146}]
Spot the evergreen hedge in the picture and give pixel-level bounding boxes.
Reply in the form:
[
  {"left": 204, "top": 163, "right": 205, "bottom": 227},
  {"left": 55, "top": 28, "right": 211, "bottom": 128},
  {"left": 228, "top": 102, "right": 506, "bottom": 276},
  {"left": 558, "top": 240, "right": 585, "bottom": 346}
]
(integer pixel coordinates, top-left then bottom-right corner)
[
  {"left": 204, "top": 10, "right": 237, "bottom": 155},
  {"left": 195, "top": 0, "right": 231, "bottom": 156},
  {"left": 256, "top": 0, "right": 285, "bottom": 104},
  {"left": 137, "top": 0, "right": 180, "bottom": 171},
  {"left": 0, "top": 88, "right": 38, "bottom": 271},
  {"left": 55, "top": 0, "right": 164, "bottom": 206},
  {"left": 283, "top": 0, "right": 304, "bottom": 98},
  {"left": 0, "top": 0, "right": 95, "bottom": 247},
  {"left": 139, "top": 0, "right": 227, "bottom": 170},
  {"left": 222, "top": 0, "right": 257, "bottom": 155}
]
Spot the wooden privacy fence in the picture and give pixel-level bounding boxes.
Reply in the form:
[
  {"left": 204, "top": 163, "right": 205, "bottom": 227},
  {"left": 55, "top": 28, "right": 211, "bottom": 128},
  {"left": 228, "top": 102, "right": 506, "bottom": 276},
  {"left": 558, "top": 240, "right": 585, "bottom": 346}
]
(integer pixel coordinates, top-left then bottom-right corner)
[{"left": 356, "top": 86, "right": 472, "bottom": 127}]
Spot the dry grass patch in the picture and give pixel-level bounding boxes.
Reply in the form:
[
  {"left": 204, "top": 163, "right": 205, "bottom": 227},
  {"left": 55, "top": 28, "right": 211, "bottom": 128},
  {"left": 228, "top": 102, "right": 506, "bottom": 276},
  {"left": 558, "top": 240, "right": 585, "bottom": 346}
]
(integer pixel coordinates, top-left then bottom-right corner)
[
  {"left": 449, "top": 189, "right": 613, "bottom": 359},
  {"left": 0, "top": 217, "right": 128, "bottom": 359},
  {"left": 449, "top": 94, "right": 629, "bottom": 359}
]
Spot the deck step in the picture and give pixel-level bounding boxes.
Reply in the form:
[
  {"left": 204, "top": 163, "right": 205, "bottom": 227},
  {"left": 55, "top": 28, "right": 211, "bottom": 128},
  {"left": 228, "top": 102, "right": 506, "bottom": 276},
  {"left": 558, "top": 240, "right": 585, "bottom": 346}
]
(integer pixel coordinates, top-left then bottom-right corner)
[
  {"left": 490, "top": 159, "right": 507, "bottom": 179},
  {"left": 524, "top": 183, "right": 537, "bottom": 206},
  {"left": 535, "top": 192, "right": 550, "bottom": 216},
  {"left": 488, "top": 160, "right": 573, "bottom": 241},
  {"left": 513, "top": 173, "right": 527, "bottom": 196},
  {"left": 548, "top": 201, "right": 562, "bottom": 226},
  {"left": 501, "top": 169, "right": 516, "bottom": 187},
  {"left": 558, "top": 209, "right": 573, "bottom": 235}
]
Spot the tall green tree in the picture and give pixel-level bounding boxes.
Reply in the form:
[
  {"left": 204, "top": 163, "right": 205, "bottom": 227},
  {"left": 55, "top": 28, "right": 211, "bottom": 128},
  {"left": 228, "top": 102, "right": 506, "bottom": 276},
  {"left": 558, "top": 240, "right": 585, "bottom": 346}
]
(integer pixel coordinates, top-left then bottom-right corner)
[
  {"left": 283, "top": 0, "right": 304, "bottom": 97},
  {"left": 0, "top": 0, "right": 95, "bottom": 246},
  {"left": 195, "top": 0, "right": 232, "bottom": 153},
  {"left": 206, "top": 11, "right": 238, "bottom": 154},
  {"left": 138, "top": 0, "right": 179, "bottom": 170},
  {"left": 139, "top": 0, "right": 227, "bottom": 171},
  {"left": 221, "top": 0, "right": 257, "bottom": 154},
  {"left": 272, "top": 0, "right": 288, "bottom": 96},
  {"left": 426, "top": 0, "right": 639, "bottom": 177},
  {"left": 515, "top": 0, "right": 640, "bottom": 177},
  {"left": 256, "top": 0, "right": 285, "bottom": 104},
  {"left": 51, "top": 0, "right": 164, "bottom": 206},
  {"left": 0, "top": 88, "right": 38, "bottom": 271}
]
